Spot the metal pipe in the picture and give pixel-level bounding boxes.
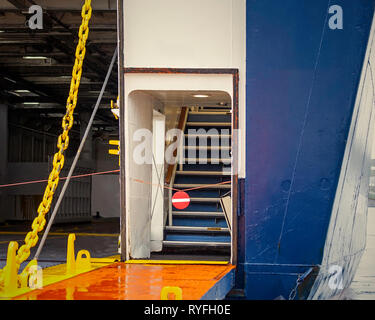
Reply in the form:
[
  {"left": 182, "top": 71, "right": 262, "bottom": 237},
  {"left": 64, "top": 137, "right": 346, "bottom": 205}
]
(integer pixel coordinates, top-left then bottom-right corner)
[
  {"left": 117, "top": 0, "right": 127, "bottom": 261},
  {"left": 33, "top": 47, "right": 118, "bottom": 261}
]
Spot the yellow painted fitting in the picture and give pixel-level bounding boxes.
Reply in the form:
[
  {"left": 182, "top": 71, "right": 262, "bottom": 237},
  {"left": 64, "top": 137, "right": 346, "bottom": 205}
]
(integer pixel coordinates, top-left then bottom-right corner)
[
  {"left": 125, "top": 259, "right": 228, "bottom": 265},
  {"left": 161, "top": 286, "right": 182, "bottom": 300},
  {"left": 109, "top": 140, "right": 120, "bottom": 146},
  {"left": 118, "top": 235, "right": 121, "bottom": 254},
  {"left": 3, "top": 241, "right": 19, "bottom": 294},
  {"left": 19, "top": 259, "right": 38, "bottom": 289},
  {"left": 109, "top": 140, "right": 120, "bottom": 159},
  {"left": 110, "top": 100, "right": 119, "bottom": 120},
  {"left": 108, "top": 140, "right": 120, "bottom": 166},
  {"left": 76, "top": 250, "right": 91, "bottom": 272},
  {"left": 90, "top": 256, "right": 120, "bottom": 263},
  {"left": 66, "top": 234, "right": 76, "bottom": 275},
  {"left": 108, "top": 149, "right": 120, "bottom": 155},
  {"left": 66, "top": 286, "right": 75, "bottom": 300}
]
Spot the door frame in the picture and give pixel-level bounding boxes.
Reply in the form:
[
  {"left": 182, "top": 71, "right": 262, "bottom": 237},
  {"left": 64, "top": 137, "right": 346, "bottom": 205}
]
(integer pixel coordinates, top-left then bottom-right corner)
[{"left": 121, "top": 67, "right": 240, "bottom": 265}]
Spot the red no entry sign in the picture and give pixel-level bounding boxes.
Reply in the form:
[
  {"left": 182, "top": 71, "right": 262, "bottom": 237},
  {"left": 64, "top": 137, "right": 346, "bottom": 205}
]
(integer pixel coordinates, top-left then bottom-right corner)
[{"left": 172, "top": 191, "right": 190, "bottom": 210}]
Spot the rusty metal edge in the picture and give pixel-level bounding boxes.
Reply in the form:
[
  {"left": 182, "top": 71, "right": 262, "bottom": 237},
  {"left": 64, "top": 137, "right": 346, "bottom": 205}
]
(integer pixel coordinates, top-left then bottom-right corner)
[{"left": 117, "top": 0, "right": 127, "bottom": 261}]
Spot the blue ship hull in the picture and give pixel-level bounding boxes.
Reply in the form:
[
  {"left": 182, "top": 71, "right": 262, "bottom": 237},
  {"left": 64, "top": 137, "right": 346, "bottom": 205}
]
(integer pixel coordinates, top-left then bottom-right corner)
[{"left": 238, "top": 0, "right": 375, "bottom": 299}]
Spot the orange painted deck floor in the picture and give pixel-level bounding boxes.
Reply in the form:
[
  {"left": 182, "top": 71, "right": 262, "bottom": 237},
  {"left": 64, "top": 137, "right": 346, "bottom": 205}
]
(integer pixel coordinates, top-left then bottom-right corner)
[{"left": 14, "top": 262, "right": 235, "bottom": 300}]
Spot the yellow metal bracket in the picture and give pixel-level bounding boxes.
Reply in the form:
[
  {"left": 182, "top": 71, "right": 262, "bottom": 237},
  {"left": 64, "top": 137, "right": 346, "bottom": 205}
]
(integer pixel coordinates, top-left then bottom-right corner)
[
  {"left": 76, "top": 250, "right": 91, "bottom": 272},
  {"left": 161, "top": 286, "right": 183, "bottom": 300},
  {"left": 19, "top": 259, "right": 38, "bottom": 289},
  {"left": 108, "top": 140, "right": 120, "bottom": 165},
  {"left": 108, "top": 149, "right": 120, "bottom": 156},
  {"left": 66, "top": 233, "right": 76, "bottom": 275},
  {"left": 66, "top": 234, "right": 93, "bottom": 275},
  {"left": 1, "top": 242, "right": 42, "bottom": 297},
  {"left": 109, "top": 140, "right": 120, "bottom": 146},
  {"left": 110, "top": 99, "right": 119, "bottom": 120},
  {"left": 0, "top": 234, "right": 117, "bottom": 298},
  {"left": 3, "top": 241, "right": 19, "bottom": 295}
]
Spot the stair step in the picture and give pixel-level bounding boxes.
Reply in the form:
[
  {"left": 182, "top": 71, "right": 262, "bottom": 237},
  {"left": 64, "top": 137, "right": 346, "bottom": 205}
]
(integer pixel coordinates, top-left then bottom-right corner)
[
  {"left": 165, "top": 226, "right": 229, "bottom": 233},
  {"left": 172, "top": 218, "right": 228, "bottom": 228},
  {"left": 174, "top": 183, "right": 231, "bottom": 189},
  {"left": 176, "top": 170, "right": 231, "bottom": 176},
  {"left": 185, "top": 134, "right": 231, "bottom": 139},
  {"left": 163, "top": 240, "right": 231, "bottom": 247},
  {"left": 195, "top": 108, "right": 231, "bottom": 112},
  {"left": 172, "top": 211, "right": 225, "bottom": 218},
  {"left": 184, "top": 146, "right": 231, "bottom": 150},
  {"left": 190, "top": 197, "right": 221, "bottom": 203},
  {"left": 195, "top": 106, "right": 231, "bottom": 110},
  {"left": 189, "top": 111, "right": 231, "bottom": 115},
  {"left": 186, "top": 122, "right": 231, "bottom": 127},
  {"left": 183, "top": 158, "right": 231, "bottom": 163}
]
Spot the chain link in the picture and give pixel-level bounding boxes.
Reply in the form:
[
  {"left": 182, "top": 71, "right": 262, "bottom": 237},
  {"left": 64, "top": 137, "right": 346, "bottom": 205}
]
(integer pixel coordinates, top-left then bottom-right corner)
[{"left": 0, "top": 0, "right": 92, "bottom": 286}]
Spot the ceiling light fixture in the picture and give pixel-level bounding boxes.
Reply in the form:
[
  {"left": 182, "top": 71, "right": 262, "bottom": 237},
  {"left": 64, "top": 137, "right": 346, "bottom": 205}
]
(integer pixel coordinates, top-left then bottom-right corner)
[
  {"left": 46, "top": 113, "right": 65, "bottom": 118},
  {"left": 4, "top": 77, "right": 16, "bottom": 84},
  {"left": 22, "top": 56, "right": 48, "bottom": 60},
  {"left": 193, "top": 94, "right": 210, "bottom": 98}
]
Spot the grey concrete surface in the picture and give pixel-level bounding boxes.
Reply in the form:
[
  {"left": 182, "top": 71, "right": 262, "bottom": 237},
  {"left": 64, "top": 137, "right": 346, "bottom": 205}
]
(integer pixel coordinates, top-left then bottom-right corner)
[
  {"left": 0, "top": 218, "right": 119, "bottom": 269},
  {"left": 344, "top": 207, "right": 375, "bottom": 299}
]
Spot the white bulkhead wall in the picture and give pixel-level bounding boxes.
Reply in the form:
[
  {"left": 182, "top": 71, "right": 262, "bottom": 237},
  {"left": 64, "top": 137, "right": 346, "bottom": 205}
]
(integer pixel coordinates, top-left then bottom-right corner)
[{"left": 123, "top": 0, "right": 246, "bottom": 178}]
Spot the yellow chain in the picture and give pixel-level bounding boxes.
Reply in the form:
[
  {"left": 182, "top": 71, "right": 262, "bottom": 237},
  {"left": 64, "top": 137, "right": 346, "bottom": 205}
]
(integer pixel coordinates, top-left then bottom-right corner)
[{"left": 0, "top": 0, "right": 92, "bottom": 285}]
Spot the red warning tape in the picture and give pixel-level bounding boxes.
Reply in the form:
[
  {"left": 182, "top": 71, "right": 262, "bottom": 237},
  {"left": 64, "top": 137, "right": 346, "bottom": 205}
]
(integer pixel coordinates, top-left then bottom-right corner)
[
  {"left": 0, "top": 169, "right": 120, "bottom": 188},
  {"left": 0, "top": 170, "right": 231, "bottom": 192},
  {"left": 182, "top": 180, "right": 231, "bottom": 192}
]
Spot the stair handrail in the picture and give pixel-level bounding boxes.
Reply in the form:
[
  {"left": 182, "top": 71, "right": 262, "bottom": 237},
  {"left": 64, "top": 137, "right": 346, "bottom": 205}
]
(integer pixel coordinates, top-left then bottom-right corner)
[{"left": 165, "top": 107, "right": 189, "bottom": 226}]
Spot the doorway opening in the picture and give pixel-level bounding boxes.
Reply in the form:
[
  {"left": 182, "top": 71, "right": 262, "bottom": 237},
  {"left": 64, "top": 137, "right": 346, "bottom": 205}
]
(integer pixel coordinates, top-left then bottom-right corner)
[{"left": 123, "top": 69, "right": 239, "bottom": 264}]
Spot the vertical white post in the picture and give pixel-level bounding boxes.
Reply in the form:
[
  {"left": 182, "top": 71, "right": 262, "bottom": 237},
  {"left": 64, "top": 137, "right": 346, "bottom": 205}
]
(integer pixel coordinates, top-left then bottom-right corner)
[{"left": 151, "top": 110, "right": 166, "bottom": 252}]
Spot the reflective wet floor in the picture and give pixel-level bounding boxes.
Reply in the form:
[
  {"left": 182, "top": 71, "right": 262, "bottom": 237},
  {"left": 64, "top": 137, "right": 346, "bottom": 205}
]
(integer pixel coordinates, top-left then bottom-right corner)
[
  {"left": 2, "top": 213, "right": 375, "bottom": 300},
  {"left": 14, "top": 262, "right": 235, "bottom": 300}
]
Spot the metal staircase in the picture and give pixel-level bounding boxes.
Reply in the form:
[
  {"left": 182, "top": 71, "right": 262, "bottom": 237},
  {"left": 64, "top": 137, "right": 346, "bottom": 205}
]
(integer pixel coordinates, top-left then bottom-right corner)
[{"left": 163, "top": 107, "right": 232, "bottom": 255}]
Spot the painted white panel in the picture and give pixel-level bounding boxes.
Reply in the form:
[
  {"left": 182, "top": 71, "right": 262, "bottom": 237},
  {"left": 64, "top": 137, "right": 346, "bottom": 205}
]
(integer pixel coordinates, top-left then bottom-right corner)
[
  {"left": 124, "top": 0, "right": 232, "bottom": 68},
  {"left": 151, "top": 110, "right": 166, "bottom": 252},
  {"left": 125, "top": 92, "right": 155, "bottom": 259},
  {"left": 125, "top": 74, "right": 233, "bottom": 93},
  {"left": 123, "top": 0, "right": 246, "bottom": 178}
]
